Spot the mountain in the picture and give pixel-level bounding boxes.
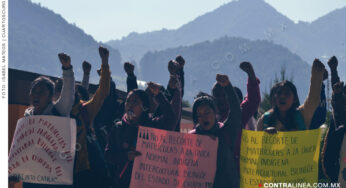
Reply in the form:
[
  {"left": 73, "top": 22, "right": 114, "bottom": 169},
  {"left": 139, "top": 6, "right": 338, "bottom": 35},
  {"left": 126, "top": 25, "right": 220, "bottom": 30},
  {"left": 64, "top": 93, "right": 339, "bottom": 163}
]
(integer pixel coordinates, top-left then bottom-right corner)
[
  {"left": 9, "top": 0, "right": 122, "bottom": 83},
  {"left": 107, "top": 0, "right": 346, "bottom": 81},
  {"left": 107, "top": 0, "right": 294, "bottom": 62},
  {"left": 139, "top": 37, "right": 312, "bottom": 103}
]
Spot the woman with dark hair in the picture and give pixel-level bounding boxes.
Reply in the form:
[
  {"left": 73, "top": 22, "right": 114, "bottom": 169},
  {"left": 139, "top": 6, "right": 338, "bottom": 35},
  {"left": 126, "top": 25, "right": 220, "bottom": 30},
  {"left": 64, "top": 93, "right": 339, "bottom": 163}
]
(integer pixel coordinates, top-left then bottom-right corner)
[
  {"left": 69, "top": 46, "right": 111, "bottom": 188},
  {"left": 256, "top": 59, "right": 325, "bottom": 132},
  {"left": 104, "top": 82, "right": 175, "bottom": 188},
  {"left": 25, "top": 53, "right": 75, "bottom": 117},
  {"left": 22, "top": 53, "right": 75, "bottom": 188},
  {"left": 189, "top": 74, "right": 241, "bottom": 188}
]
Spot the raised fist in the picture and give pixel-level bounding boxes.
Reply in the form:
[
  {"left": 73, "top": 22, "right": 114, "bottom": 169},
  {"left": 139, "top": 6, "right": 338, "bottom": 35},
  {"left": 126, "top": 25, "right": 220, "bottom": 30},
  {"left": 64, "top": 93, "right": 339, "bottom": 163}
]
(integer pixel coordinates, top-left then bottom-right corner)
[
  {"left": 333, "top": 82, "right": 344, "bottom": 94},
  {"left": 327, "top": 56, "right": 338, "bottom": 70},
  {"left": 58, "top": 53, "right": 71, "bottom": 69},
  {"left": 239, "top": 61, "right": 255, "bottom": 76},
  {"left": 168, "top": 60, "right": 179, "bottom": 75},
  {"left": 124, "top": 62, "right": 135, "bottom": 74},
  {"left": 312, "top": 59, "right": 325, "bottom": 73},
  {"left": 82, "top": 61, "right": 92, "bottom": 74},
  {"left": 147, "top": 82, "right": 162, "bottom": 96},
  {"left": 175, "top": 55, "right": 185, "bottom": 69},
  {"left": 98, "top": 46, "right": 109, "bottom": 63},
  {"left": 216, "top": 74, "right": 230, "bottom": 87}
]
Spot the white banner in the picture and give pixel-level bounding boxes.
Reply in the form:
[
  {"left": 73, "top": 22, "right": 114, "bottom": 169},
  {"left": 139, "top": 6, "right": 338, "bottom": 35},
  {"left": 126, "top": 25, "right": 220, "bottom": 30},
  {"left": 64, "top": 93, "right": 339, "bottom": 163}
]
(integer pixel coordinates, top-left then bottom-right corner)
[
  {"left": 130, "top": 126, "right": 218, "bottom": 188},
  {"left": 8, "top": 115, "right": 76, "bottom": 185}
]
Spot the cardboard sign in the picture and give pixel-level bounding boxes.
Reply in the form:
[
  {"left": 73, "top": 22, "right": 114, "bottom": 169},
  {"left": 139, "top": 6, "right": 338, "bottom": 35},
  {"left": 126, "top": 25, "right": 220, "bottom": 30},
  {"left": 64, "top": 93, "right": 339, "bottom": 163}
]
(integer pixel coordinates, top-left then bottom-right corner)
[
  {"left": 8, "top": 115, "right": 76, "bottom": 185},
  {"left": 240, "top": 129, "right": 321, "bottom": 188},
  {"left": 130, "top": 126, "right": 218, "bottom": 188}
]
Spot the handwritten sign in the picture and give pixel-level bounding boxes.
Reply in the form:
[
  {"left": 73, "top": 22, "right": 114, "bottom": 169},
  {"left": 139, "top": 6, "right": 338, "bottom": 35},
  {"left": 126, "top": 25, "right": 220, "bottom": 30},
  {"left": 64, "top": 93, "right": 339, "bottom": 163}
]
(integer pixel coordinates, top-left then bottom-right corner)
[
  {"left": 8, "top": 116, "right": 76, "bottom": 185},
  {"left": 130, "top": 126, "right": 218, "bottom": 188},
  {"left": 240, "top": 129, "right": 321, "bottom": 188}
]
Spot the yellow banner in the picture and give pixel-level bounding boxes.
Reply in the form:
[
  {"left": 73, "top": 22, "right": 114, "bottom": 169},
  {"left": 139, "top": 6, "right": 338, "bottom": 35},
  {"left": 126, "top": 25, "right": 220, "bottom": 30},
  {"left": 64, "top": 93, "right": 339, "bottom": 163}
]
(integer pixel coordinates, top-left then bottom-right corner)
[{"left": 240, "top": 129, "right": 321, "bottom": 188}]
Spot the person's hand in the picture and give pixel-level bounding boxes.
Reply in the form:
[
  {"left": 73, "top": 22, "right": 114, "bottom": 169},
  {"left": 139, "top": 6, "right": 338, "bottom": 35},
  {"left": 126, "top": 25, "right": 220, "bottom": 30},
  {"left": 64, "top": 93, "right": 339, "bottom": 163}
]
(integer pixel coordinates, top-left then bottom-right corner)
[
  {"left": 264, "top": 127, "right": 277, "bottom": 134},
  {"left": 147, "top": 82, "right": 162, "bottom": 96},
  {"left": 327, "top": 56, "right": 338, "bottom": 70},
  {"left": 323, "top": 69, "right": 328, "bottom": 81},
  {"left": 216, "top": 74, "right": 230, "bottom": 87},
  {"left": 333, "top": 82, "right": 344, "bottom": 94},
  {"left": 168, "top": 75, "right": 180, "bottom": 89},
  {"left": 175, "top": 55, "right": 185, "bottom": 69},
  {"left": 312, "top": 59, "right": 325, "bottom": 73},
  {"left": 128, "top": 150, "right": 141, "bottom": 161},
  {"left": 98, "top": 46, "right": 109, "bottom": 64},
  {"left": 240, "top": 61, "right": 256, "bottom": 80},
  {"left": 82, "top": 61, "right": 91, "bottom": 74},
  {"left": 168, "top": 60, "right": 179, "bottom": 75},
  {"left": 124, "top": 62, "right": 135, "bottom": 74},
  {"left": 58, "top": 53, "right": 71, "bottom": 69}
]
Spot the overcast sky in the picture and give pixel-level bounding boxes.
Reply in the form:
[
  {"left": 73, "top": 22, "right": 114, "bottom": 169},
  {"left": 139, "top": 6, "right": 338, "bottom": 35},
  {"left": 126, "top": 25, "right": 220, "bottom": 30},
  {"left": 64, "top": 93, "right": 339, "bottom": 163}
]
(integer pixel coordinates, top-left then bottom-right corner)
[{"left": 31, "top": 0, "right": 346, "bottom": 42}]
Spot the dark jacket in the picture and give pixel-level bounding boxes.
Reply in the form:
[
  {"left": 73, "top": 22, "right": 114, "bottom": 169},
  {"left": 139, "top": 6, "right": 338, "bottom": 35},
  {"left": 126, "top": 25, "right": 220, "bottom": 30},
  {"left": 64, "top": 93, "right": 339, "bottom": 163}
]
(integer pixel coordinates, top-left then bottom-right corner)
[
  {"left": 190, "top": 84, "right": 241, "bottom": 188},
  {"left": 104, "top": 92, "right": 175, "bottom": 188}
]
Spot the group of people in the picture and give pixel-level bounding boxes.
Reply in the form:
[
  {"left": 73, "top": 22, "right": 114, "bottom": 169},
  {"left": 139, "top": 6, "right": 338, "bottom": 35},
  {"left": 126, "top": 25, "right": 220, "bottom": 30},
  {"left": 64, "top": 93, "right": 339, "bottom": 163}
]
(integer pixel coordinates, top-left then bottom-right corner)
[{"left": 14, "top": 46, "right": 345, "bottom": 187}]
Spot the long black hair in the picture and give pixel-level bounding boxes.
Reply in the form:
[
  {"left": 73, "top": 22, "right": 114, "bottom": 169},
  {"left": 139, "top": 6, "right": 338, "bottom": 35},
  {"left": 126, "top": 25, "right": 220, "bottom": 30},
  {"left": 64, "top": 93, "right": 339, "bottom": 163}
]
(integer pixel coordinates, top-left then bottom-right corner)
[{"left": 267, "top": 80, "right": 301, "bottom": 130}]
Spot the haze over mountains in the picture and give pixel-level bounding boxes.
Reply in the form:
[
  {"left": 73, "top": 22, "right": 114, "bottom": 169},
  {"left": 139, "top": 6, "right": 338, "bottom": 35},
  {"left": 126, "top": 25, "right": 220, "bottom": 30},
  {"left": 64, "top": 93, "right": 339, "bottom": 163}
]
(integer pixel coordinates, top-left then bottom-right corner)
[
  {"left": 9, "top": 0, "right": 122, "bottom": 83},
  {"left": 107, "top": 0, "right": 346, "bottom": 80},
  {"left": 139, "top": 37, "right": 311, "bottom": 102},
  {"left": 9, "top": 0, "right": 344, "bottom": 102}
]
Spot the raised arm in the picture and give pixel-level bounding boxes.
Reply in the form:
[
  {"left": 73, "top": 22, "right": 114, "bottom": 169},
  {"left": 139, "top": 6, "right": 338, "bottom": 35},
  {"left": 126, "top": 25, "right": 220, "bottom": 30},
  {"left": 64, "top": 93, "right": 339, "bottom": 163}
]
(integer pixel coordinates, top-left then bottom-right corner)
[
  {"left": 176, "top": 55, "right": 185, "bottom": 97},
  {"left": 309, "top": 82, "right": 327, "bottom": 129},
  {"left": 124, "top": 62, "right": 138, "bottom": 92},
  {"left": 299, "top": 59, "right": 325, "bottom": 129},
  {"left": 331, "top": 82, "right": 346, "bottom": 127},
  {"left": 55, "top": 53, "right": 75, "bottom": 116},
  {"left": 85, "top": 46, "right": 111, "bottom": 123},
  {"left": 239, "top": 62, "right": 261, "bottom": 128},
  {"left": 327, "top": 56, "right": 340, "bottom": 88},
  {"left": 82, "top": 61, "right": 91, "bottom": 90},
  {"left": 167, "top": 75, "right": 182, "bottom": 130},
  {"left": 217, "top": 74, "right": 241, "bottom": 139}
]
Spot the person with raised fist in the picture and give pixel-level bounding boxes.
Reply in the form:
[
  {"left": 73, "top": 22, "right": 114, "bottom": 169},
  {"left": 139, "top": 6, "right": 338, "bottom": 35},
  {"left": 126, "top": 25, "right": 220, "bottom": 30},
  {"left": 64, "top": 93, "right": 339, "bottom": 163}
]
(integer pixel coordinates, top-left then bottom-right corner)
[
  {"left": 322, "top": 80, "right": 345, "bottom": 185},
  {"left": 256, "top": 58, "right": 326, "bottom": 132},
  {"left": 190, "top": 74, "right": 241, "bottom": 188},
  {"left": 105, "top": 82, "right": 175, "bottom": 187},
  {"left": 69, "top": 46, "right": 111, "bottom": 188},
  {"left": 23, "top": 53, "right": 75, "bottom": 188},
  {"left": 24, "top": 53, "right": 75, "bottom": 117}
]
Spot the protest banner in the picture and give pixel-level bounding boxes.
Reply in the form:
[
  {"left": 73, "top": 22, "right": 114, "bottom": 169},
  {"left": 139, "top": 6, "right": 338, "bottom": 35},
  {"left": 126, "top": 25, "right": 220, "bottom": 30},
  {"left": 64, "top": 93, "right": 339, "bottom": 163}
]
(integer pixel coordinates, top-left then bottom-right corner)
[
  {"left": 8, "top": 115, "right": 76, "bottom": 185},
  {"left": 129, "top": 126, "right": 218, "bottom": 188},
  {"left": 240, "top": 129, "right": 321, "bottom": 188}
]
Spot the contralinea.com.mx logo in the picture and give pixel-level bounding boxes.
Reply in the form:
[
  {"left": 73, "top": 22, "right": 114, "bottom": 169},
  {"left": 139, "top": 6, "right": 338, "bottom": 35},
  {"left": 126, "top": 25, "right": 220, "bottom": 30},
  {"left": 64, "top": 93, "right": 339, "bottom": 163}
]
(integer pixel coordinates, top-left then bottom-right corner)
[{"left": 258, "top": 182, "right": 340, "bottom": 188}]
